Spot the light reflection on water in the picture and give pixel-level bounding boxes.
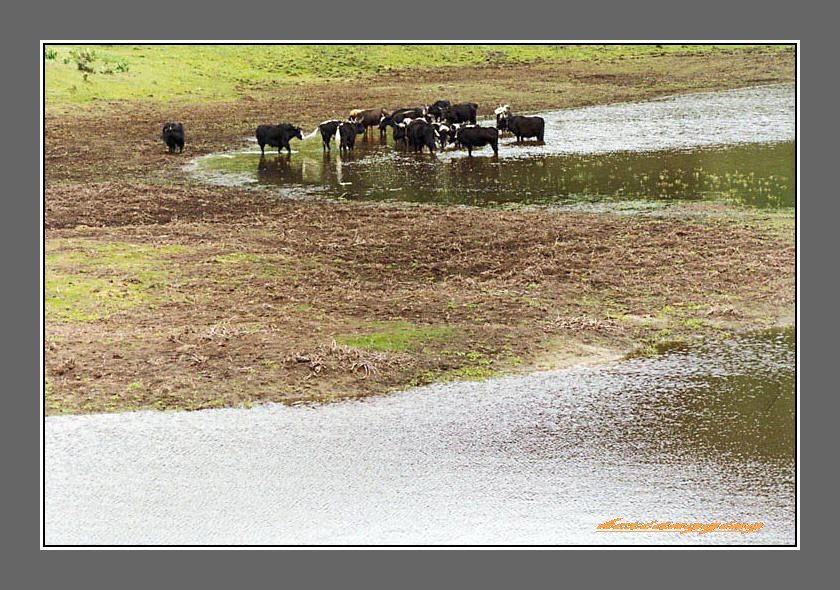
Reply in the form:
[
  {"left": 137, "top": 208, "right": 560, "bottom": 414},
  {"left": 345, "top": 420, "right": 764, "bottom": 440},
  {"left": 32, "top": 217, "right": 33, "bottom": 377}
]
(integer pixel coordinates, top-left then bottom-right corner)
[{"left": 45, "top": 328, "right": 795, "bottom": 545}]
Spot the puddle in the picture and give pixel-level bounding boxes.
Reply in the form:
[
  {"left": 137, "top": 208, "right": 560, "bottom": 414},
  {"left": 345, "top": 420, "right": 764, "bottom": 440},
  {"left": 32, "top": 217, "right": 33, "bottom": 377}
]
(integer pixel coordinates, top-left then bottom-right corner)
[{"left": 191, "top": 84, "right": 795, "bottom": 210}]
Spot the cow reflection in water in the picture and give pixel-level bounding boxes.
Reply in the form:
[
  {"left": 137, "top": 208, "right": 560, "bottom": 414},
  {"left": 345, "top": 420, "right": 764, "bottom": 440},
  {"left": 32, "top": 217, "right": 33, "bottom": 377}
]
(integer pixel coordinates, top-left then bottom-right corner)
[
  {"left": 257, "top": 154, "right": 305, "bottom": 186},
  {"left": 319, "top": 151, "right": 343, "bottom": 186},
  {"left": 449, "top": 154, "right": 501, "bottom": 181}
]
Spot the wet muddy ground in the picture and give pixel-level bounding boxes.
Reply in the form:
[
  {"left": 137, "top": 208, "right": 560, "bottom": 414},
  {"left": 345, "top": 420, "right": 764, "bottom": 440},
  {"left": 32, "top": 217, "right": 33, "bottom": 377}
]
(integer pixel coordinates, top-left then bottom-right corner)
[
  {"left": 44, "top": 54, "right": 796, "bottom": 415},
  {"left": 43, "top": 49, "right": 797, "bottom": 547}
]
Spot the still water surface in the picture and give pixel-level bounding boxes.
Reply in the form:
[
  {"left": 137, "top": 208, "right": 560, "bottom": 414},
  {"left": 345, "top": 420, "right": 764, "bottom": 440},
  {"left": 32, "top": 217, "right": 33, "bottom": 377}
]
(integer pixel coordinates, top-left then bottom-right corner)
[
  {"left": 192, "top": 84, "right": 795, "bottom": 209},
  {"left": 45, "top": 328, "right": 794, "bottom": 545}
]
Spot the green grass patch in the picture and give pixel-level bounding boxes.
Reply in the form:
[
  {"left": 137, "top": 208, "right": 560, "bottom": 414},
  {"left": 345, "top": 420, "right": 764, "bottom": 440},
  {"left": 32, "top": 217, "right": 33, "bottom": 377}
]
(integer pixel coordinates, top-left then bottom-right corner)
[
  {"left": 45, "top": 239, "right": 185, "bottom": 322},
  {"left": 44, "top": 44, "right": 789, "bottom": 105},
  {"left": 337, "top": 321, "right": 457, "bottom": 352},
  {"left": 210, "top": 251, "right": 322, "bottom": 279}
]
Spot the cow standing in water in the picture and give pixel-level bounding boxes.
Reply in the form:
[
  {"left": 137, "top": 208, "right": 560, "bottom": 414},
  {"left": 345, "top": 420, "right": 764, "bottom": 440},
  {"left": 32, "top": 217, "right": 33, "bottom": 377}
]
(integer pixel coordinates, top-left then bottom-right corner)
[
  {"left": 495, "top": 105, "right": 545, "bottom": 141},
  {"left": 494, "top": 105, "right": 513, "bottom": 131},
  {"left": 336, "top": 121, "right": 364, "bottom": 151},
  {"left": 506, "top": 115, "right": 545, "bottom": 141},
  {"left": 455, "top": 125, "right": 499, "bottom": 156},
  {"left": 349, "top": 108, "right": 388, "bottom": 138},
  {"left": 425, "top": 100, "right": 451, "bottom": 122},
  {"left": 378, "top": 107, "right": 426, "bottom": 136},
  {"left": 406, "top": 119, "right": 438, "bottom": 153},
  {"left": 255, "top": 123, "right": 304, "bottom": 155},
  {"left": 307, "top": 120, "right": 365, "bottom": 151},
  {"left": 441, "top": 102, "right": 478, "bottom": 125}
]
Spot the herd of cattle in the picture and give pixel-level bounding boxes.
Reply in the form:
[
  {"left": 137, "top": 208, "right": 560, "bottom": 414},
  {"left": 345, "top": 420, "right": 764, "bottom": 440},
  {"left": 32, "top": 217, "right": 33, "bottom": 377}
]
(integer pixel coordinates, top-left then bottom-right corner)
[{"left": 161, "top": 100, "right": 546, "bottom": 157}]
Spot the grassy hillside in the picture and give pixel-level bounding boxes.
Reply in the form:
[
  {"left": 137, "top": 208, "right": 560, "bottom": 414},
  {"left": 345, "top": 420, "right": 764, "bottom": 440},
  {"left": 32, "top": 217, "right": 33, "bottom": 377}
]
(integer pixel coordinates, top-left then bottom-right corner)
[{"left": 44, "top": 43, "right": 790, "bottom": 105}]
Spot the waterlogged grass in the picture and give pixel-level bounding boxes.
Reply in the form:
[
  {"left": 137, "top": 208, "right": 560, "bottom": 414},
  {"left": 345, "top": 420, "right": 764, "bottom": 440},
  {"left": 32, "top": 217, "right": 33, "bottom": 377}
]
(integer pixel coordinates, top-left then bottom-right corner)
[
  {"left": 44, "top": 44, "right": 788, "bottom": 105},
  {"left": 45, "top": 239, "right": 184, "bottom": 322},
  {"left": 337, "top": 321, "right": 457, "bottom": 353}
]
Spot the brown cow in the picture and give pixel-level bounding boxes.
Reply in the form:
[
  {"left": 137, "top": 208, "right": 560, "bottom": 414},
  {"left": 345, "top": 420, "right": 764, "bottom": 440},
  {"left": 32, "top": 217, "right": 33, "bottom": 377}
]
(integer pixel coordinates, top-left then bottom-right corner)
[{"left": 349, "top": 108, "right": 388, "bottom": 138}]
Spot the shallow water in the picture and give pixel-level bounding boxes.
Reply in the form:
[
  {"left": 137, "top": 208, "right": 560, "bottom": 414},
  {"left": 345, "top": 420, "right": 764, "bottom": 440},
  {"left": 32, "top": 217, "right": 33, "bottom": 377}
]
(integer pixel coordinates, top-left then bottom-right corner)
[
  {"left": 45, "top": 327, "right": 795, "bottom": 545},
  {"left": 192, "top": 84, "right": 795, "bottom": 210}
]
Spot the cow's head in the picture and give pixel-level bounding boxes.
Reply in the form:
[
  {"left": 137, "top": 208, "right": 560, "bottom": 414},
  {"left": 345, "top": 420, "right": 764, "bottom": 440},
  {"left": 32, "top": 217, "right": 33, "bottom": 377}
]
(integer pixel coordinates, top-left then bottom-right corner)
[{"left": 292, "top": 126, "right": 303, "bottom": 141}]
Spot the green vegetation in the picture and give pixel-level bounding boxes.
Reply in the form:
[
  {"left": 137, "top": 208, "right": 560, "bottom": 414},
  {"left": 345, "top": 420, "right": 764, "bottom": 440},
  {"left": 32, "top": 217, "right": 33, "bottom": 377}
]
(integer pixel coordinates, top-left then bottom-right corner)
[
  {"left": 44, "top": 44, "right": 788, "bottom": 105},
  {"left": 211, "top": 251, "right": 321, "bottom": 279},
  {"left": 337, "top": 321, "right": 457, "bottom": 352},
  {"left": 45, "top": 239, "right": 184, "bottom": 322}
]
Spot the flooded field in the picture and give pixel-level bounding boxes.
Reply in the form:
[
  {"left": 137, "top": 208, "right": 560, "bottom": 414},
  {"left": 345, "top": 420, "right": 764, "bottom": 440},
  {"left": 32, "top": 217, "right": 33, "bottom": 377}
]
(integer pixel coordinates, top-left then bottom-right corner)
[
  {"left": 192, "top": 84, "right": 795, "bottom": 210},
  {"left": 45, "top": 81, "right": 796, "bottom": 546},
  {"left": 45, "top": 328, "right": 795, "bottom": 545}
]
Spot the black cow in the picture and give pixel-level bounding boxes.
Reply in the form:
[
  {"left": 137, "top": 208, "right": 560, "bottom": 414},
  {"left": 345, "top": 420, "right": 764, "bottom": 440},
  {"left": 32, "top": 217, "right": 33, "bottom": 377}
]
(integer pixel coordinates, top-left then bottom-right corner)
[
  {"left": 379, "top": 107, "right": 426, "bottom": 134},
  {"left": 313, "top": 120, "right": 364, "bottom": 151},
  {"left": 349, "top": 108, "right": 388, "bottom": 138},
  {"left": 406, "top": 119, "right": 438, "bottom": 153},
  {"left": 392, "top": 120, "right": 409, "bottom": 146},
  {"left": 494, "top": 105, "right": 513, "bottom": 132},
  {"left": 161, "top": 122, "right": 185, "bottom": 153},
  {"left": 506, "top": 115, "right": 545, "bottom": 141},
  {"left": 256, "top": 123, "right": 304, "bottom": 155},
  {"left": 455, "top": 125, "right": 499, "bottom": 156},
  {"left": 425, "top": 100, "right": 451, "bottom": 122},
  {"left": 316, "top": 120, "right": 342, "bottom": 150},
  {"left": 337, "top": 121, "right": 363, "bottom": 151},
  {"left": 431, "top": 122, "right": 455, "bottom": 148},
  {"left": 442, "top": 102, "right": 478, "bottom": 125}
]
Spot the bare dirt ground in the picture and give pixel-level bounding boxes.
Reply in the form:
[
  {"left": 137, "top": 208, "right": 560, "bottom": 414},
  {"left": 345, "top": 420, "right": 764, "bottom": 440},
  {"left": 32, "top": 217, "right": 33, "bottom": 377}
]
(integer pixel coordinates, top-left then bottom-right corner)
[{"left": 44, "top": 48, "right": 796, "bottom": 414}]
